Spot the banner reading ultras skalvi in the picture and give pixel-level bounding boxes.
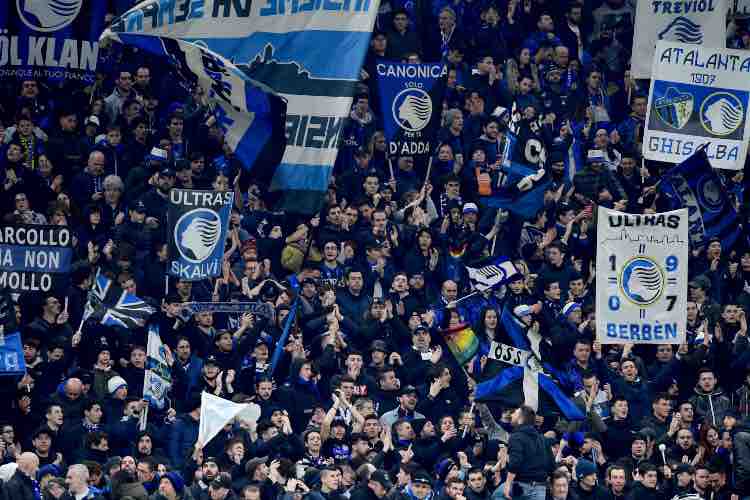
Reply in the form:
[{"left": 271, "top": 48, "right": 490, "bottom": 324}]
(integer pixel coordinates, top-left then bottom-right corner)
[
  {"left": 168, "top": 190, "right": 233, "bottom": 281},
  {"left": 596, "top": 208, "right": 689, "bottom": 344}
]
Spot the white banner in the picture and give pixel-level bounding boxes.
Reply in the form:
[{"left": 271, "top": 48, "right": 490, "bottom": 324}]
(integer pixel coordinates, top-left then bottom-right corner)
[
  {"left": 595, "top": 208, "right": 689, "bottom": 344},
  {"left": 643, "top": 41, "right": 750, "bottom": 170},
  {"left": 631, "top": 0, "right": 727, "bottom": 79}
]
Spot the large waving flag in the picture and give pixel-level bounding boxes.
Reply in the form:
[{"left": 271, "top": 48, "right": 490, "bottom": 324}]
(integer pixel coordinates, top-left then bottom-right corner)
[
  {"left": 104, "top": 0, "right": 379, "bottom": 214},
  {"left": 659, "top": 146, "right": 741, "bottom": 249},
  {"left": 481, "top": 162, "right": 551, "bottom": 219},
  {"left": 83, "top": 271, "right": 155, "bottom": 330},
  {"left": 475, "top": 354, "right": 584, "bottom": 420},
  {"left": 100, "top": 34, "right": 286, "bottom": 175}
]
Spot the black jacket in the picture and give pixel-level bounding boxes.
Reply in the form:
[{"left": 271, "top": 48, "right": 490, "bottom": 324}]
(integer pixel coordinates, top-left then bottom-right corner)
[
  {"left": 506, "top": 424, "right": 554, "bottom": 483},
  {"left": 2, "top": 470, "right": 37, "bottom": 500}
]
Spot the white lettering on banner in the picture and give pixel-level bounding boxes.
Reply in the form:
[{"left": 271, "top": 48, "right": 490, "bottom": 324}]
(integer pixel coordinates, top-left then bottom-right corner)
[
  {"left": 0, "top": 36, "right": 98, "bottom": 72},
  {"left": 631, "top": 0, "right": 726, "bottom": 78},
  {"left": 595, "top": 207, "right": 689, "bottom": 344},
  {"left": 375, "top": 63, "right": 447, "bottom": 79},
  {"left": 0, "top": 272, "right": 52, "bottom": 292},
  {"left": 643, "top": 41, "right": 750, "bottom": 170},
  {"left": 0, "top": 227, "right": 70, "bottom": 246}
]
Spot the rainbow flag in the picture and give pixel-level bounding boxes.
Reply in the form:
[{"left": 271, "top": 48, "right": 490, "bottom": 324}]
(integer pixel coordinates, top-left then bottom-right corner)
[{"left": 442, "top": 324, "right": 480, "bottom": 366}]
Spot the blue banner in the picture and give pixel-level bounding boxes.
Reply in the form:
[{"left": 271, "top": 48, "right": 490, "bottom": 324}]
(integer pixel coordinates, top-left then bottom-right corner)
[
  {"left": 0, "top": 333, "right": 26, "bottom": 377},
  {"left": 659, "top": 147, "right": 741, "bottom": 248},
  {"left": 0, "top": 225, "right": 73, "bottom": 293},
  {"left": 167, "top": 189, "right": 234, "bottom": 281},
  {"left": 375, "top": 62, "right": 446, "bottom": 157},
  {"left": 104, "top": 0, "right": 379, "bottom": 215},
  {"left": 0, "top": 0, "right": 108, "bottom": 83}
]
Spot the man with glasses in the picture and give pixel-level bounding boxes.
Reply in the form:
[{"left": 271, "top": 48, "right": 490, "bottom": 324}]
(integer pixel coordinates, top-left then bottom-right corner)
[{"left": 11, "top": 192, "right": 46, "bottom": 224}]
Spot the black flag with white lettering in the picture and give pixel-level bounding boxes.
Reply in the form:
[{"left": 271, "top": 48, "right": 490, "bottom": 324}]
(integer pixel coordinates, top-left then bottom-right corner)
[{"left": 167, "top": 189, "right": 234, "bottom": 281}]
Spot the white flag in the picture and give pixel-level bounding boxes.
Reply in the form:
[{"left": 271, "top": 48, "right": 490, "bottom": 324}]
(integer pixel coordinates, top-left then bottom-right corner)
[
  {"left": 631, "top": 0, "right": 727, "bottom": 79},
  {"left": 595, "top": 208, "right": 689, "bottom": 344},
  {"left": 198, "top": 392, "right": 251, "bottom": 447}
]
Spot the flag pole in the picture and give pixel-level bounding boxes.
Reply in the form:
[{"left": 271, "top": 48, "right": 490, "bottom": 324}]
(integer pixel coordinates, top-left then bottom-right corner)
[{"left": 443, "top": 290, "right": 480, "bottom": 310}]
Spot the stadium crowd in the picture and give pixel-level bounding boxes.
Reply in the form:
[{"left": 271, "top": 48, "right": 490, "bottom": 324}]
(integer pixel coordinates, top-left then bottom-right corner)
[{"left": 1, "top": 0, "right": 750, "bottom": 499}]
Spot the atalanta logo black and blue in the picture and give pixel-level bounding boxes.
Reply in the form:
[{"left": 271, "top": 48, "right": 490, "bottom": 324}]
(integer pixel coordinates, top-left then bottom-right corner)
[
  {"left": 620, "top": 257, "right": 665, "bottom": 307},
  {"left": 700, "top": 92, "right": 744, "bottom": 136},
  {"left": 174, "top": 208, "right": 222, "bottom": 264}
]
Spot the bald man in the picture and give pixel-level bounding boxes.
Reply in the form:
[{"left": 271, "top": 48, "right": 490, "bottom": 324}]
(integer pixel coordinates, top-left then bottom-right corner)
[{"left": 4, "top": 452, "right": 39, "bottom": 500}]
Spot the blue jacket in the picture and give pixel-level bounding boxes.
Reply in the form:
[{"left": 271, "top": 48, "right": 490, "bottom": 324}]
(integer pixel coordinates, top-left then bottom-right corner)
[{"left": 168, "top": 413, "right": 200, "bottom": 466}]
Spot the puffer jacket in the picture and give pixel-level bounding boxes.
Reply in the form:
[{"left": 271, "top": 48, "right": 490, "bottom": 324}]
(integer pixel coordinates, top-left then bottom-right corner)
[{"left": 689, "top": 385, "right": 733, "bottom": 427}]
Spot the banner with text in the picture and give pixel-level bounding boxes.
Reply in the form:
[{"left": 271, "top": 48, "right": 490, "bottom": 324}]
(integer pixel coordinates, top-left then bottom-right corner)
[
  {"left": 596, "top": 208, "right": 688, "bottom": 344},
  {"left": 168, "top": 190, "right": 233, "bottom": 281},
  {"left": 0, "top": 225, "right": 72, "bottom": 294},
  {"left": 632, "top": 0, "right": 726, "bottom": 79},
  {"left": 644, "top": 41, "right": 750, "bottom": 169},
  {"left": 0, "top": 0, "right": 107, "bottom": 82},
  {"left": 376, "top": 62, "right": 445, "bottom": 158},
  {"left": 104, "top": 0, "right": 378, "bottom": 214}
]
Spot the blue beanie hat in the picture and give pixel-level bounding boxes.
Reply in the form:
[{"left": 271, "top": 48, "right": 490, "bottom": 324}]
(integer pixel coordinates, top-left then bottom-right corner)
[
  {"left": 161, "top": 472, "right": 185, "bottom": 494},
  {"left": 576, "top": 459, "right": 597, "bottom": 480}
]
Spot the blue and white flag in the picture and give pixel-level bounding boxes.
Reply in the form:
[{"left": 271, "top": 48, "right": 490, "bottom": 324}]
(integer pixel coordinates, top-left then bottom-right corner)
[
  {"left": 644, "top": 41, "right": 750, "bottom": 170},
  {"left": 143, "top": 323, "right": 172, "bottom": 411},
  {"left": 101, "top": 34, "right": 286, "bottom": 173},
  {"left": 481, "top": 163, "right": 551, "bottom": 219},
  {"left": 0, "top": 1, "right": 108, "bottom": 83},
  {"left": 475, "top": 352, "right": 584, "bottom": 420},
  {"left": 659, "top": 147, "right": 741, "bottom": 249},
  {"left": 465, "top": 257, "right": 518, "bottom": 292},
  {"left": 83, "top": 270, "right": 155, "bottom": 330},
  {"left": 0, "top": 332, "right": 26, "bottom": 377},
  {"left": 167, "top": 189, "right": 233, "bottom": 281},
  {"left": 632, "top": 0, "right": 726, "bottom": 79},
  {"left": 104, "top": 0, "right": 379, "bottom": 214},
  {"left": 376, "top": 62, "right": 445, "bottom": 157}
]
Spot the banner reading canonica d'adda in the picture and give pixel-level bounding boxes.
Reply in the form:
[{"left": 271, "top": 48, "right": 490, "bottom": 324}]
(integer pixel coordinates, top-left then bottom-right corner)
[
  {"left": 0, "top": 225, "right": 73, "bottom": 293},
  {"left": 376, "top": 62, "right": 445, "bottom": 157},
  {"left": 0, "top": 1, "right": 108, "bottom": 83},
  {"left": 168, "top": 190, "right": 233, "bottom": 281},
  {"left": 595, "top": 207, "right": 689, "bottom": 345}
]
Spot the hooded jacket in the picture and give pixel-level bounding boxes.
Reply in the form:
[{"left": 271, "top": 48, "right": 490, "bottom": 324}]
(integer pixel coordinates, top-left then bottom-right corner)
[{"left": 689, "top": 384, "right": 732, "bottom": 427}]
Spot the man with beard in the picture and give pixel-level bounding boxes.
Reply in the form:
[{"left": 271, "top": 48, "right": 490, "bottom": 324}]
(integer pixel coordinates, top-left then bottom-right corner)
[{"left": 189, "top": 455, "right": 221, "bottom": 498}]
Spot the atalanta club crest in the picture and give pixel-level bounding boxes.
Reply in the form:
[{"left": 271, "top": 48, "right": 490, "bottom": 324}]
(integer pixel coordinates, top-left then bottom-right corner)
[{"left": 655, "top": 87, "right": 694, "bottom": 130}]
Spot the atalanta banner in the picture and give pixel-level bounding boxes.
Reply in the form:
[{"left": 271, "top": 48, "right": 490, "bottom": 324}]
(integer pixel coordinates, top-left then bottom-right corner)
[
  {"left": 0, "top": 225, "right": 72, "bottom": 293},
  {"left": 644, "top": 41, "right": 750, "bottom": 170},
  {"left": 632, "top": 0, "right": 726, "bottom": 79},
  {"left": 0, "top": 0, "right": 108, "bottom": 82},
  {"left": 376, "top": 62, "right": 445, "bottom": 157},
  {"left": 596, "top": 208, "right": 689, "bottom": 344},
  {"left": 168, "top": 190, "right": 233, "bottom": 281}
]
